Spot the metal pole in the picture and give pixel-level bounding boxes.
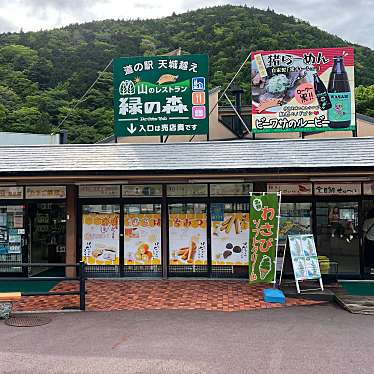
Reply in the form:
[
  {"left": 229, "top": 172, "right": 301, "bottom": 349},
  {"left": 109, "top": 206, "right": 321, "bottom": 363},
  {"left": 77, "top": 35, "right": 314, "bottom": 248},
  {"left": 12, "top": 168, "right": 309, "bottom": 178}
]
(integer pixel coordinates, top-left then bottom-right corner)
[
  {"left": 79, "top": 261, "right": 86, "bottom": 311},
  {"left": 273, "top": 192, "right": 282, "bottom": 288},
  {"left": 224, "top": 93, "right": 252, "bottom": 135}
]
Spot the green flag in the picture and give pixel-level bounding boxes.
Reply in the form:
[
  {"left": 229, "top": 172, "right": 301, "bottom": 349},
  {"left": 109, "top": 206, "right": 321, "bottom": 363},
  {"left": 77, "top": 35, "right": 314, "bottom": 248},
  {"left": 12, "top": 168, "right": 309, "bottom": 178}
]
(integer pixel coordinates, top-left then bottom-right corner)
[{"left": 249, "top": 194, "right": 279, "bottom": 284}]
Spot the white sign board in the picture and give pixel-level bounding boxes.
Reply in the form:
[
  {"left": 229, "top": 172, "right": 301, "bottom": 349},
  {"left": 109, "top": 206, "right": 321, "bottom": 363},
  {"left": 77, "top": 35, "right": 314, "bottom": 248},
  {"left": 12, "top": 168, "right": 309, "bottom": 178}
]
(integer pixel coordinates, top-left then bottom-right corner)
[
  {"left": 26, "top": 186, "right": 66, "bottom": 199},
  {"left": 288, "top": 234, "right": 323, "bottom": 293},
  {"left": 314, "top": 183, "right": 361, "bottom": 196},
  {"left": 267, "top": 183, "right": 312, "bottom": 195}
]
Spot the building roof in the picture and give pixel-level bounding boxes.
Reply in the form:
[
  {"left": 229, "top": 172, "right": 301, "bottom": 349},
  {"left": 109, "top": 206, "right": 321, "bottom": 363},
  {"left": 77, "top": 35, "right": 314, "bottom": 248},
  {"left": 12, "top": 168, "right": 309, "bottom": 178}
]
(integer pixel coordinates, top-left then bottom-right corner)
[
  {"left": 0, "top": 137, "right": 374, "bottom": 177},
  {"left": 357, "top": 113, "right": 374, "bottom": 125}
]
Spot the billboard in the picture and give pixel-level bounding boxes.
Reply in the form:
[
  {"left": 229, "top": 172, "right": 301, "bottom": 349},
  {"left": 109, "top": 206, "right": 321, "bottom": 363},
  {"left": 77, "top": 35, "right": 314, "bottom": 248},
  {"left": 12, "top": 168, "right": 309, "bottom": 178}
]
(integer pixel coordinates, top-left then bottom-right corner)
[
  {"left": 251, "top": 47, "right": 355, "bottom": 133},
  {"left": 113, "top": 54, "right": 209, "bottom": 137}
]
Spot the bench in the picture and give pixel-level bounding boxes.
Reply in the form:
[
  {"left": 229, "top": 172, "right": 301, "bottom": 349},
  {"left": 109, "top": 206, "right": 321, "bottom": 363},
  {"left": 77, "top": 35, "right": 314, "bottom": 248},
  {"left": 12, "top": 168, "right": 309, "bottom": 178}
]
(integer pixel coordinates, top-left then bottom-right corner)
[{"left": 0, "top": 292, "right": 22, "bottom": 319}]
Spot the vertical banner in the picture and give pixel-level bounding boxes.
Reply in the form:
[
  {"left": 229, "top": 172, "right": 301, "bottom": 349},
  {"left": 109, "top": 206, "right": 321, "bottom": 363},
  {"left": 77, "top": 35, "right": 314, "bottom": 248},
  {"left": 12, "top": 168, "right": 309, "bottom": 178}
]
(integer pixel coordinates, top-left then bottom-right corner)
[
  {"left": 169, "top": 213, "right": 207, "bottom": 265},
  {"left": 113, "top": 54, "right": 209, "bottom": 137},
  {"left": 249, "top": 194, "right": 279, "bottom": 283},
  {"left": 82, "top": 213, "right": 120, "bottom": 265},
  {"left": 124, "top": 213, "right": 161, "bottom": 265},
  {"left": 251, "top": 47, "right": 355, "bottom": 133}
]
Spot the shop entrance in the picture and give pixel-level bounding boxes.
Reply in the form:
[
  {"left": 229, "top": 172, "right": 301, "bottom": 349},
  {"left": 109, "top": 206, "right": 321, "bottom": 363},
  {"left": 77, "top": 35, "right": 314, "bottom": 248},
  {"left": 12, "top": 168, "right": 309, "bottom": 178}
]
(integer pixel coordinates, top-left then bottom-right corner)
[
  {"left": 362, "top": 200, "right": 374, "bottom": 275},
  {"left": 316, "top": 201, "right": 360, "bottom": 275},
  {"left": 28, "top": 202, "right": 66, "bottom": 277}
]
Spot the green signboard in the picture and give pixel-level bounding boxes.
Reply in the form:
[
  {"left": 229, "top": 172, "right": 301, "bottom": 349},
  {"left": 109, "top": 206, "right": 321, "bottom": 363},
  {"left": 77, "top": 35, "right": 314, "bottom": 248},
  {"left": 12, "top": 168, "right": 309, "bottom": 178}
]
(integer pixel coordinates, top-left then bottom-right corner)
[
  {"left": 113, "top": 54, "right": 209, "bottom": 137},
  {"left": 249, "top": 194, "right": 279, "bottom": 284}
]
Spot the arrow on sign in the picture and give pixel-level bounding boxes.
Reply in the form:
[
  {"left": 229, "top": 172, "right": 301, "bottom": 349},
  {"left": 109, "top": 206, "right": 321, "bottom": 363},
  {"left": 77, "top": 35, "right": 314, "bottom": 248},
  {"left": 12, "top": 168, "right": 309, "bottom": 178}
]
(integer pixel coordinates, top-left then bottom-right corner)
[{"left": 127, "top": 123, "right": 137, "bottom": 134}]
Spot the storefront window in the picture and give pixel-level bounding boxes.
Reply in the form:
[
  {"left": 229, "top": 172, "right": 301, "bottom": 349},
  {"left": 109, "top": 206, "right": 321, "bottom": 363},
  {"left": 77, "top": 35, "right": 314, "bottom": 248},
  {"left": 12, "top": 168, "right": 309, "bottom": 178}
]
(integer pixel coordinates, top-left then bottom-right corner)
[
  {"left": 124, "top": 204, "right": 161, "bottom": 270},
  {"left": 79, "top": 185, "right": 120, "bottom": 198},
  {"left": 168, "top": 203, "right": 207, "bottom": 273},
  {"left": 210, "top": 183, "right": 253, "bottom": 196},
  {"left": 0, "top": 205, "right": 24, "bottom": 273},
  {"left": 211, "top": 203, "right": 249, "bottom": 267},
  {"left": 279, "top": 203, "right": 312, "bottom": 244},
  {"left": 167, "top": 184, "right": 208, "bottom": 197},
  {"left": 123, "top": 185, "right": 162, "bottom": 197},
  {"left": 82, "top": 204, "right": 120, "bottom": 267},
  {"left": 316, "top": 202, "right": 359, "bottom": 274}
]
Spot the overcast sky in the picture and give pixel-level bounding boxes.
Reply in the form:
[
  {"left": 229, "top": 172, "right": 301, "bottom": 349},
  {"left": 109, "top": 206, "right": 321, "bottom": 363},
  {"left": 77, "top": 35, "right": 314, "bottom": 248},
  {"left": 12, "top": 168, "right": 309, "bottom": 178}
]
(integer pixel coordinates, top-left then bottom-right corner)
[{"left": 0, "top": 0, "right": 373, "bottom": 49}]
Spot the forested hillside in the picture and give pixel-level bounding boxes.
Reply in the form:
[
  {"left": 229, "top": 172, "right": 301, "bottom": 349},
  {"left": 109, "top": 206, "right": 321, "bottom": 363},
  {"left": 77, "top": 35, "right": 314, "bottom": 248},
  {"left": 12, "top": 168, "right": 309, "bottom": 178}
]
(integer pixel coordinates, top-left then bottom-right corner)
[{"left": 0, "top": 5, "right": 374, "bottom": 143}]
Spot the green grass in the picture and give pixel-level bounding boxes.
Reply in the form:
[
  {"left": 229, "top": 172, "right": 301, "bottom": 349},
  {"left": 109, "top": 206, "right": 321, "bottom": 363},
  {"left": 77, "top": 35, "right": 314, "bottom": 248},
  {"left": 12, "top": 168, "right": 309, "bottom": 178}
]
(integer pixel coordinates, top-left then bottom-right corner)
[{"left": 340, "top": 282, "right": 374, "bottom": 296}]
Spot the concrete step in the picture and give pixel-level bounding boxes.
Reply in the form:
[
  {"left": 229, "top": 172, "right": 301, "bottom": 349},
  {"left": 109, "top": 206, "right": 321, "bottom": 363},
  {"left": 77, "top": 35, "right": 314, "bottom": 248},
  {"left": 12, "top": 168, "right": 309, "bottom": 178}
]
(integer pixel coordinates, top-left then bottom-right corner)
[{"left": 334, "top": 287, "right": 374, "bottom": 315}]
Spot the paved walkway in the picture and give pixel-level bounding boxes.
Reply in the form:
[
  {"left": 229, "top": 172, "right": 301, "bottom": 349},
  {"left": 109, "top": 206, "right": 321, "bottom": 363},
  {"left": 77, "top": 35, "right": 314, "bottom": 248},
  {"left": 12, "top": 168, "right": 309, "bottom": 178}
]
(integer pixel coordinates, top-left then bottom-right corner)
[
  {"left": 1, "top": 305, "right": 372, "bottom": 374},
  {"left": 13, "top": 280, "right": 323, "bottom": 312}
]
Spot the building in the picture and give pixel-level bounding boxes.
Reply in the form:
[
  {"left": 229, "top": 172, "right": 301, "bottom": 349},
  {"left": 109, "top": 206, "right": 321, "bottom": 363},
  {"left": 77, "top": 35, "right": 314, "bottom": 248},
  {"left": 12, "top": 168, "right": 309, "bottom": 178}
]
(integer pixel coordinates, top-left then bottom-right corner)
[
  {"left": 0, "top": 130, "right": 67, "bottom": 145},
  {"left": 0, "top": 137, "right": 373, "bottom": 279}
]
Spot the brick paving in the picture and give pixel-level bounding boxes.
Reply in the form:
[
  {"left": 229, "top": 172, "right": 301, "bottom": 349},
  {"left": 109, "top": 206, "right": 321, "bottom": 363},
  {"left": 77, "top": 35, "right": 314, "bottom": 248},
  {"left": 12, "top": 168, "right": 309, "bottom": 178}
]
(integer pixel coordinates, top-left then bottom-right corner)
[{"left": 11, "top": 280, "right": 324, "bottom": 312}]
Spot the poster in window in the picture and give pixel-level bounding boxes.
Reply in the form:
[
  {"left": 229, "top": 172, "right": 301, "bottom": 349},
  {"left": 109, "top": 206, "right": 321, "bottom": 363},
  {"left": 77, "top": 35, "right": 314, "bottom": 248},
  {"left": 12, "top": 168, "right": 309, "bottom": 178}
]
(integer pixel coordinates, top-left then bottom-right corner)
[
  {"left": 13, "top": 215, "right": 23, "bottom": 229},
  {"left": 169, "top": 213, "right": 207, "bottom": 265},
  {"left": 124, "top": 213, "right": 161, "bottom": 265},
  {"left": 82, "top": 213, "right": 119, "bottom": 265},
  {"left": 211, "top": 213, "right": 249, "bottom": 265}
]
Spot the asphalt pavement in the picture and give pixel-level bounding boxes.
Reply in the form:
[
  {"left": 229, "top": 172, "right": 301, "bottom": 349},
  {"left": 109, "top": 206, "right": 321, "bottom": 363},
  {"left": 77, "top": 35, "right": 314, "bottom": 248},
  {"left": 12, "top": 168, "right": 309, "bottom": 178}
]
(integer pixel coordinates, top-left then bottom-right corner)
[{"left": 0, "top": 304, "right": 373, "bottom": 374}]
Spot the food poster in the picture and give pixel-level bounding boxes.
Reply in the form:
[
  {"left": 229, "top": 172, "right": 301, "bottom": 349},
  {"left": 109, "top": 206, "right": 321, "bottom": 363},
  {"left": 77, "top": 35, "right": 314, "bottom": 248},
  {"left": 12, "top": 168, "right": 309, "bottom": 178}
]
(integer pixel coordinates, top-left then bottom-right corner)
[
  {"left": 288, "top": 234, "right": 321, "bottom": 281},
  {"left": 169, "top": 213, "right": 207, "bottom": 265},
  {"left": 124, "top": 213, "right": 161, "bottom": 265},
  {"left": 82, "top": 213, "right": 120, "bottom": 265},
  {"left": 252, "top": 47, "right": 355, "bottom": 133},
  {"left": 211, "top": 212, "right": 249, "bottom": 265},
  {"left": 249, "top": 194, "right": 279, "bottom": 283}
]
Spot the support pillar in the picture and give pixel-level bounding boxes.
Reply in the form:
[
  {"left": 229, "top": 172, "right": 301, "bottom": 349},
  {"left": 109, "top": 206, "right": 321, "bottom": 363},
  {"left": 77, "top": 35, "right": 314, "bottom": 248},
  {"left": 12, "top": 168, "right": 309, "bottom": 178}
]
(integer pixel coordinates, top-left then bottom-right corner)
[{"left": 66, "top": 184, "right": 77, "bottom": 277}]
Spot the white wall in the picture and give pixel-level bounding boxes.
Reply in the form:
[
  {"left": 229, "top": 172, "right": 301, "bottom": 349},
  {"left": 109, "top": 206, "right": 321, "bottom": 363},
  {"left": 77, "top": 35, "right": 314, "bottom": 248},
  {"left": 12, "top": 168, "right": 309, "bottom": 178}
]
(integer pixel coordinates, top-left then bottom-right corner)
[{"left": 0, "top": 132, "right": 61, "bottom": 145}]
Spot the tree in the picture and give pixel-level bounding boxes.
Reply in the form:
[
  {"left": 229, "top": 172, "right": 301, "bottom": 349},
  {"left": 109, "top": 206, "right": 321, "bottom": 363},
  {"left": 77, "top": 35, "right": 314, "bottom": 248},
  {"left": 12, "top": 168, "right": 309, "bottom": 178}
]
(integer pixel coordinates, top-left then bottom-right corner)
[
  {"left": 6, "top": 107, "right": 51, "bottom": 133},
  {"left": 0, "top": 44, "right": 38, "bottom": 71}
]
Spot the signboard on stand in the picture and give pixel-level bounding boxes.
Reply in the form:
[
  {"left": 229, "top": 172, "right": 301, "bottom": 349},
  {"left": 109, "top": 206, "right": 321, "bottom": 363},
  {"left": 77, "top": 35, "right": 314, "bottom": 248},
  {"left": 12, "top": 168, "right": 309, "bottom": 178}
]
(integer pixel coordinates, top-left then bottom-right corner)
[
  {"left": 114, "top": 54, "right": 209, "bottom": 137},
  {"left": 249, "top": 193, "right": 280, "bottom": 284},
  {"left": 251, "top": 47, "right": 355, "bottom": 133},
  {"left": 287, "top": 234, "right": 323, "bottom": 293}
]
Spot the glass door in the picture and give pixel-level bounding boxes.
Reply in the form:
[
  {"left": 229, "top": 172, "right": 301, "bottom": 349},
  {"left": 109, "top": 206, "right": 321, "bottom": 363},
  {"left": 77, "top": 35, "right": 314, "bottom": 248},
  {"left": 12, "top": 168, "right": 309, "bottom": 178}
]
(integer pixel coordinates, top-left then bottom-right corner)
[
  {"left": 81, "top": 204, "right": 120, "bottom": 277},
  {"left": 28, "top": 202, "right": 66, "bottom": 277},
  {"left": 168, "top": 202, "right": 208, "bottom": 276},
  {"left": 123, "top": 203, "right": 162, "bottom": 276},
  {"left": 316, "top": 202, "right": 359, "bottom": 275},
  {"left": 362, "top": 200, "right": 374, "bottom": 275},
  {"left": 0, "top": 204, "right": 26, "bottom": 276}
]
